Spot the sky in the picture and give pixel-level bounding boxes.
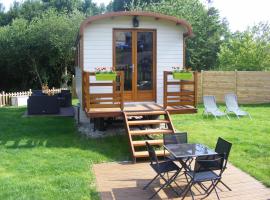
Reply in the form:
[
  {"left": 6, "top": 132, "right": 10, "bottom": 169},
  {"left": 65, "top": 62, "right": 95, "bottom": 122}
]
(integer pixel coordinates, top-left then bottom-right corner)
[{"left": 1, "top": 0, "right": 270, "bottom": 32}]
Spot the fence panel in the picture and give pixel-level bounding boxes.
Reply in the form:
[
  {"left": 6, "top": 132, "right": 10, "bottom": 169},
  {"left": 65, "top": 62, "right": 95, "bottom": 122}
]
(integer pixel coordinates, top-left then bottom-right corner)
[
  {"left": 198, "top": 71, "right": 270, "bottom": 104},
  {"left": 0, "top": 88, "right": 67, "bottom": 107}
]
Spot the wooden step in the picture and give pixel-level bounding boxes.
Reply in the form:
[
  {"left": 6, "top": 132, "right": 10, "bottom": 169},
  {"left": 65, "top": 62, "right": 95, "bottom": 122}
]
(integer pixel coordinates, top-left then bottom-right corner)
[
  {"left": 134, "top": 150, "right": 169, "bottom": 158},
  {"left": 128, "top": 119, "right": 170, "bottom": 125},
  {"left": 132, "top": 139, "right": 163, "bottom": 147},
  {"left": 130, "top": 129, "right": 173, "bottom": 136},
  {"left": 125, "top": 111, "right": 166, "bottom": 116}
]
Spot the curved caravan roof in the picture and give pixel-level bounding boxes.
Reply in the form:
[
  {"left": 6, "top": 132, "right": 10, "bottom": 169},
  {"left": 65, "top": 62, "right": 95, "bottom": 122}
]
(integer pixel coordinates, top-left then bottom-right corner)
[{"left": 78, "top": 11, "right": 193, "bottom": 38}]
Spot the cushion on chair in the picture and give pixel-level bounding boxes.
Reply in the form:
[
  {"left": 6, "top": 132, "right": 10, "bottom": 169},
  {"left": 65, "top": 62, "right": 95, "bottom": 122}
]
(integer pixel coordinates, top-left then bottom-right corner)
[
  {"left": 187, "top": 171, "right": 220, "bottom": 182},
  {"left": 151, "top": 160, "right": 180, "bottom": 174}
]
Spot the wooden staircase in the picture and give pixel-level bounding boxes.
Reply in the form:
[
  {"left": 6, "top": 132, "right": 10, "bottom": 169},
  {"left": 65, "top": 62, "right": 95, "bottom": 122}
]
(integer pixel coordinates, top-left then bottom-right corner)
[{"left": 123, "top": 110, "right": 176, "bottom": 162}]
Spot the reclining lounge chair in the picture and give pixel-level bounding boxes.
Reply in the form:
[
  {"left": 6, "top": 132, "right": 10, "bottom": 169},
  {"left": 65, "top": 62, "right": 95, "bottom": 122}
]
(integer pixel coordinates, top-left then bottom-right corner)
[
  {"left": 203, "top": 95, "right": 230, "bottom": 120},
  {"left": 225, "top": 93, "right": 252, "bottom": 119}
]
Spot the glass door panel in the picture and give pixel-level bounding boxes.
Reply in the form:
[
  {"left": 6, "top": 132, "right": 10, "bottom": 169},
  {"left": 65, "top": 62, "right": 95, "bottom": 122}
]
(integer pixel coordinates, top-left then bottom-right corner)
[
  {"left": 114, "top": 29, "right": 156, "bottom": 102},
  {"left": 115, "top": 31, "right": 133, "bottom": 91},
  {"left": 137, "top": 32, "right": 153, "bottom": 91}
]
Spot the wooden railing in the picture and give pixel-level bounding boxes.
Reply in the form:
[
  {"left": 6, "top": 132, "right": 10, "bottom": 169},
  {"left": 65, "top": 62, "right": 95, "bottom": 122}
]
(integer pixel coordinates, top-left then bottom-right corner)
[
  {"left": 82, "top": 71, "right": 124, "bottom": 112},
  {"left": 163, "top": 71, "right": 198, "bottom": 108}
]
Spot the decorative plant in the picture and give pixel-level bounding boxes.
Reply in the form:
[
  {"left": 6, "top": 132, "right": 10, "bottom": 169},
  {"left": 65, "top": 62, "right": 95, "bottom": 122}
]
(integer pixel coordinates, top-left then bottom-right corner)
[
  {"left": 95, "top": 66, "right": 116, "bottom": 81},
  {"left": 95, "top": 66, "right": 115, "bottom": 74},
  {"left": 61, "top": 67, "right": 71, "bottom": 88},
  {"left": 172, "top": 66, "right": 192, "bottom": 73}
]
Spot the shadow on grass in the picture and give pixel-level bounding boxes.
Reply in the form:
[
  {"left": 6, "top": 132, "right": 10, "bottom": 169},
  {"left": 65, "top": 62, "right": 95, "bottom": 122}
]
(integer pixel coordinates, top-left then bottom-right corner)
[{"left": 0, "top": 107, "right": 130, "bottom": 161}]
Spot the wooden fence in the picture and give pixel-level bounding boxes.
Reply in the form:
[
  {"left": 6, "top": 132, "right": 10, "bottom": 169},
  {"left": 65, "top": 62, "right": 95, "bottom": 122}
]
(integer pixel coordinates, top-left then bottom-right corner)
[
  {"left": 0, "top": 88, "right": 67, "bottom": 107},
  {"left": 192, "top": 71, "right": 270, "bottom": 104}
]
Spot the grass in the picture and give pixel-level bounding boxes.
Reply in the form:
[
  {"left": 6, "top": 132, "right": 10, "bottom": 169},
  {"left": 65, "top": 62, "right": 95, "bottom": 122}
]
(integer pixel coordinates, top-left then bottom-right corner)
[
  {"left": 172, "top": 104, "right": 270, "bottom": 187},
  {"left": 0, "top": 103, "right": 269, "bottom": 200},
  {"left": 0, "top": 107, "right": 129, "bottom": 200}
]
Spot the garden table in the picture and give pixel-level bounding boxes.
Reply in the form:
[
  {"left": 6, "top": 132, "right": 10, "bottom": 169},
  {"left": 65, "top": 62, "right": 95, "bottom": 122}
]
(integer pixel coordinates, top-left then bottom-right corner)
[
  {"left": 164, "top": 143, "right": 217, "bottom": 197},
  {"left": 164, "top": 143, "right": 217, "bottom": 171}
]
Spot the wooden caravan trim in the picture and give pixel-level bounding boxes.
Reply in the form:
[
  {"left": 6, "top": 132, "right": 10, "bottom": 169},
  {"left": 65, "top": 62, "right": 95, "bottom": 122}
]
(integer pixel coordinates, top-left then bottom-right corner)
[
  {"left": 79, "top": 11, "right": 193, "bottom": 39},
  {"left": 112, "top": 29, "right": 157, "bottom": 102}
]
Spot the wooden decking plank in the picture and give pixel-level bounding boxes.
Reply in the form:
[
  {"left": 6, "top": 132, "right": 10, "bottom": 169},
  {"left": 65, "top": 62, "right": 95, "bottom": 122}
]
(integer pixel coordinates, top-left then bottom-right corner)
[
  {"left": 132, "top": 139, "right": 163, "bottom": 147},
  {"left": 130, "top": 129, "right": 173, "bottom": 136},
  {"left": 127, "top": 119, "right": 170, "bottom": 125},
  {"left": 93, "top": 162, "right": 270, "bottom": 200},
  {"left": 134, "top": 150, "right": 168, "bottom": 158},
  {"left": 125, "top": 110, "right": 166, "bottom": 116}
]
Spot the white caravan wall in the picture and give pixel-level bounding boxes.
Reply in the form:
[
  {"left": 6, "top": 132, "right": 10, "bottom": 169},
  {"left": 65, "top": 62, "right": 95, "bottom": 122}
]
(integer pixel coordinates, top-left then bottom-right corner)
[{"left": 83, "top": 16, "right": 185, "bottom": 104}]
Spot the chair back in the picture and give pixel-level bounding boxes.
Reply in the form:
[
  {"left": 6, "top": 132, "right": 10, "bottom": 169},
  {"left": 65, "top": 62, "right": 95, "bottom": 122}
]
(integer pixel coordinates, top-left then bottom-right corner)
[
  {"left": 194, "top": 154, "right": 225, "bottom": 173},
  {"left": 163, "top": 132, "right": 188, "bottom": 145},
  {"left": 215, "top": 137, "right": 232, "bottom": 169},
  {"left": 225, "top": 93, "right": 239, "bottom": 111},
  {"left": 146, "top": 142, "right": 159, "bottom": 165},
  {"left": 203, "top": 96, "right": 218, "bottom": 112}
]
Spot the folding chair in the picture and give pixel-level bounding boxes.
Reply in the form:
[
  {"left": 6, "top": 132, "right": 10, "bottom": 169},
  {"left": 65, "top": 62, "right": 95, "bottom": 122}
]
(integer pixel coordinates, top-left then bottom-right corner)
[
  {"left": 215, "top": 137, "right": 232, "bottom": 191},
  {"left": 143, "top": 142, "right": 181, "bottom": 199},
  {"left": 163, "top": 132, "right": 188, "bottom": 160},
  {"left": 225, "top": 93, "right": 252, "bottom": 119},
  {"left": 163, "top": 132, "right": 192, "bottom": 183},
  {"left": 203, "top": 96, "right": 230, "bottom": 120},
  {"left": 180, "top": 154, "right": 225, "bottom": 200}
]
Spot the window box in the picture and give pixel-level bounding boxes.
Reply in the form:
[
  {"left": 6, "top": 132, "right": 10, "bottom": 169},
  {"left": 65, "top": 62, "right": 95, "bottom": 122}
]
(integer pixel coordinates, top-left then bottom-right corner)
[
  {"left": 95, "top": 73, "right": 117, "bottom": 81},
  {"left": 172, "top": 72, "right": 193, "bottom": 80}
]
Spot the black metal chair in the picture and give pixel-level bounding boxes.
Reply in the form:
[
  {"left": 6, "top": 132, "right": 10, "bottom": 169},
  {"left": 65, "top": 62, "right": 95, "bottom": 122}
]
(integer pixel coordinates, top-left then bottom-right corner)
[
  {"left": 163, "top": 132, "right": 188, "bottom": 159},
  {"left": 163, "top": 132, "right": 193, "bottom": 170},
  {"left": 180, "top": 154, "right": 225, "bottom": 200},
  {"left": 143, "top": 142, "right": 181, "bottom": 199},
  {"left": 163, "top": 132, "right": 188, "bottom": 145},
  {"left": 215, "top": 137, "right": 232, "bottom": 191}
]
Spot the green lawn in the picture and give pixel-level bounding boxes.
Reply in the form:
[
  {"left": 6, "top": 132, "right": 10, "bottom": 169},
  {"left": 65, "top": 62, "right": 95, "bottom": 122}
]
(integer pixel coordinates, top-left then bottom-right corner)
[
  {"left": 0, "top": 107, "right": 129, "bottom": 200},
  {"left": 0, "top": 104, "right": 269, "bottom": 200}
]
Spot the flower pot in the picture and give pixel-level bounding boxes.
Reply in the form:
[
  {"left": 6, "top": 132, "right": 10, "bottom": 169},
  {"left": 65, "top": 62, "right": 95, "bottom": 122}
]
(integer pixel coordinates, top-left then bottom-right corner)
[
  {"left": 173, "top": 72, "right": 193, "bottom": 80},
  {"left": 95, "top": 73, "right": 117, "bottom": 81}
]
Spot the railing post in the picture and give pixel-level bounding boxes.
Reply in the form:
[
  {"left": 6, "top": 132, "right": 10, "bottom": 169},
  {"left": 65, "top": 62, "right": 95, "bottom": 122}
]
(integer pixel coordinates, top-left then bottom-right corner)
[
  {"left": 7, "top": 92, "right": 9, "bottom": 105},
  {"left": 0, "top": 91, "right": 3, "bottom": 107},
  {"left": 2, "top": 91, "right": 5, "bottom": 106},
  {"left": 163, "top": 71, "right": 168, "bottom": 109},
  {"left": 201, "top": 70, "right": 204, "bottom": 103},
  {"left": 120, "top": 71, "right": 124, "bottom": 111},
  {"left": 194, "top": 71, "right": 198, "bottom": 107}
]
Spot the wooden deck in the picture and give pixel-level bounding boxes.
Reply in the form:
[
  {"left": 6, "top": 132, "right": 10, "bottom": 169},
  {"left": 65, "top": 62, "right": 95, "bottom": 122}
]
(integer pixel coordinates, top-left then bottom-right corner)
[
  {"left": 93, "top": 162, "right": 270, "bottom": 200},
  {"left": 83, "top": 71, "right": 198, "bottom": 118},
  {"left": 86, "top": 103, "right": 197, "bottom": 118}
]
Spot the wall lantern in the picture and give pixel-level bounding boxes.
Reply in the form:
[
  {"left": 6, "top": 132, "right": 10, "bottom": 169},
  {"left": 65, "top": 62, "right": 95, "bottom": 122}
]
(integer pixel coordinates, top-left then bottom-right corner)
[{"left": 132, "top": 16, "right": 139, "bottom": 27}]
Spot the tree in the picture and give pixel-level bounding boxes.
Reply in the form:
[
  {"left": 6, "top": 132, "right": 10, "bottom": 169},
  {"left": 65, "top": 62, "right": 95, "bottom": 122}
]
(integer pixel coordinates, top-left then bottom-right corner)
[
  {"left": 0, "top": 0, "right": 105, "bottom": 91},
  {"left": 0, "top": 9, "right": 84, "bottom": 91},
  {"left": 128, "top": 0, "right": 229, "bottom": 71},
  {"left": 0, "top": 0, "right": 102, "bottom": 26},
  {"left": 107, "top": 0, "right": 162, "bottom": 11},
  {"left": 218, "top": 22, "right": 270, "bottom": 71}
]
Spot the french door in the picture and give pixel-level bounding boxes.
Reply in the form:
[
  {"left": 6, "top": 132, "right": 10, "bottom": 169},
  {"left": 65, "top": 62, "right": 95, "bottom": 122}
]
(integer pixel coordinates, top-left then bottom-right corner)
[{"left": 113, "top": 29, "right": 156, "bottom": 102}]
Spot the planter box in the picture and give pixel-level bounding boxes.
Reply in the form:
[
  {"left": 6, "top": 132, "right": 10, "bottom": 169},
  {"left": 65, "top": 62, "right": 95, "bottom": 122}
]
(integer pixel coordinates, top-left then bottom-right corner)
[
  {"left": 95, "top": 73, "right": 117, "bottom": 81},
  {"left": 173, "top": 72, "right": 193, "bottom": 80}
]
